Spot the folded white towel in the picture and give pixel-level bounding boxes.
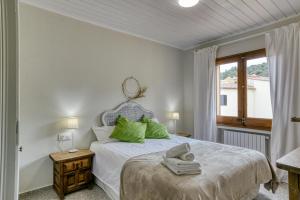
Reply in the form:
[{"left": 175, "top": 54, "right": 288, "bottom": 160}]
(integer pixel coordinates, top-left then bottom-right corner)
[
  {"left": 161, "top": 161, "right": 201, "bottom": 175},
  {"left": 166, "top": 143, "right": 191, "bottom": 158},
  {"left": 179, "top": 152, "right": 194, "bottom": 161},
  {"left": 164, "top": 163, "right": 200, "bottom": 171},
  {"left": 163, "top": 156, "right": 200, "bottom": 168}
]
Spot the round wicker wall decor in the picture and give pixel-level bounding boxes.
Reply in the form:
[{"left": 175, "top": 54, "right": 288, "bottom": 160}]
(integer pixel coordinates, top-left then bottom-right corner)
[{"left": 122, "top": 76, "right": 147, "bottom": 100}]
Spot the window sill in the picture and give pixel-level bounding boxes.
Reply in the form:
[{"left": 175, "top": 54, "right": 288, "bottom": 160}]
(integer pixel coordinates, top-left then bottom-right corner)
[{"left": 217, "top": 125, "right": 271, "bottom": 135}]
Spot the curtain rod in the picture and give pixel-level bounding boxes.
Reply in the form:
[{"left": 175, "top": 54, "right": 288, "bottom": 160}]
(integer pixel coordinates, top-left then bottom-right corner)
[
  {"left": 193, "top": 32, "right": 265, "bottom": 52},
  {"left": 193, "top": 14, "right": 300, "bottom": 52},
  {"left": 194, "top": 32, "right": 265, "bottom": 52}
]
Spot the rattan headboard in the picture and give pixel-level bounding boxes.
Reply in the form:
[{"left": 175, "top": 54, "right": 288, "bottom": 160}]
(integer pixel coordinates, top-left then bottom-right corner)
[{"left": 101, "top": 101, "right": 154, "bottom": 126}]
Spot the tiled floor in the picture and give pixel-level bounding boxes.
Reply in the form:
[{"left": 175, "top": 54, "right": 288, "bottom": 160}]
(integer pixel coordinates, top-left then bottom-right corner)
[
  {"left": 19, "top": 185, "right": 110, "bottom": 200},
  {"left": 19, "top": 183, "right": 288, "bottom": 200},
  {"left": 256, "top": 183, "right": 288, "bottom": 200}
]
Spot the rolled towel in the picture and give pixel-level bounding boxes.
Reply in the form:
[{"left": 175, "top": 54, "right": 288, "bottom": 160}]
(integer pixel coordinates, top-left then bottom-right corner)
[
  {"left": 163, "top": 156, "right": 200, "bottom": 168},
  {"left": 161, "top": 161, "right": 201, "bottom": 175},
  {"left": 166, "top": 143, "right": 190, "bottom": 158},
  {"left": 179, "top": 152, "right": 194, "bottom": 161}
]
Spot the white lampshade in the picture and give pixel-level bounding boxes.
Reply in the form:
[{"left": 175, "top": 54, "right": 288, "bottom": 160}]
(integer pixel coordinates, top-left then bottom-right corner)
[
  {"left": 65, "top": 117, "right": 78, "bottom": 129},
  {"left": 169, "top": 112, "right": 180, "bottom": 120},
  {"left": 178, "top": 0, "right": 200, "bottom": 8}
]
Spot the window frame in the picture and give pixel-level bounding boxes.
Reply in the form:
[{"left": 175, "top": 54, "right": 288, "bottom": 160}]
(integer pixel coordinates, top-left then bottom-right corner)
[{"left": 216, "top": 49, "right": 272, "bottom": 131}]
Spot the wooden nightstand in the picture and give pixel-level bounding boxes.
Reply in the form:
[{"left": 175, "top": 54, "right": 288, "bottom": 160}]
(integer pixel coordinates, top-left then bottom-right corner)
[
  {"left": 49, "top": 149, "right": 95, "bottom": 199},
  {"left": 276, "top": 147, "right": 300, "bottom": 200}
]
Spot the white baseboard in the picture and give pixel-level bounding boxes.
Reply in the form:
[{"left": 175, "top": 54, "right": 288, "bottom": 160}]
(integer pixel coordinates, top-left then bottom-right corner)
[{"left": 19, "top": 184, "right": 53, "bottom": 195}]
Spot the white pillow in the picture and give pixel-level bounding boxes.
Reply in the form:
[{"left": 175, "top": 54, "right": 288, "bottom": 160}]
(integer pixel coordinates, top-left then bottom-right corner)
[{"left": 92, "top": 126, "right": 117, "bottom": 143}]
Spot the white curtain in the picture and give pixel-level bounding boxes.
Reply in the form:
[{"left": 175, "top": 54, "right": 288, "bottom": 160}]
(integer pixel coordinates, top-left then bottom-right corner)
[
  {"left": 266, "top": 23, "right": 300, "bottom": 181},
  {"left": 194, "top": 46, "right": 218, "bottom": 141}
]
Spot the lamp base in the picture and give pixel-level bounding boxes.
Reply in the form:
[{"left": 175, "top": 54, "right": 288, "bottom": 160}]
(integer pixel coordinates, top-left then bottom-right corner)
[{"left": 68, "top": 148, "right": 79, "bottom": 153}]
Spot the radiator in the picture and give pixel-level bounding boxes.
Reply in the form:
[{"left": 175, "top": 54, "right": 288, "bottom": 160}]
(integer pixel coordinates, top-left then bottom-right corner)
[{"left": 222, "top": 130, "right": 270, "bottom": 158}]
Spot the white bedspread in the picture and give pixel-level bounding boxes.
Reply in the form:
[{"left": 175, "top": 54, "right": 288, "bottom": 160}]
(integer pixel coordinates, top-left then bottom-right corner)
[
  {"left": 90, "top": 135, "right": 198, "bottom": 199},
  {"left": 90, "top": 135, "right": 274, "bottom": 200},
  {"left": 120, "top": 141, "right": 274, "bottom": 200}
]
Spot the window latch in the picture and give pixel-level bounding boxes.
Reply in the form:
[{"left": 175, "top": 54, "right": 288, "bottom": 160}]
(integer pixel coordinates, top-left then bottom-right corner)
[
  {"left": 241, "top": 117, "right": 246, "bottom": 125},
  {"left": 237, "top": 117, "right": 246, "bottom": 125}
]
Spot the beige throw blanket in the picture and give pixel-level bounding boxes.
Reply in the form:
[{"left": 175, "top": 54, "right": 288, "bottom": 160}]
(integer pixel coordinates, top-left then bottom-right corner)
[{"left": 120, "top": 141, "right": 278, "bottom": 200}]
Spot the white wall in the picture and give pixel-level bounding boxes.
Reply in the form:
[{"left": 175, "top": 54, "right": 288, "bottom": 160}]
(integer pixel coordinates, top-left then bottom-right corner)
[
  {"left": 220, "top": 80, "right": 272, "bottom": 118},
  {"left": 183, "top": 36, "right": 265, "bottom": 133},
  {"left": 220, "top": 89, "right": 238, "bottom": 116},
  {"left": 217, "top": 35, "right": 265, "bottom": 58},
  {"left": 19, "top": 3, "right": 184, "bottom": 193},
  {"left": 248, "top": 80, "right": 272, "bottom": 118},
  {"left": 183, "top": 50, "right": 194, "bottom": 134}
]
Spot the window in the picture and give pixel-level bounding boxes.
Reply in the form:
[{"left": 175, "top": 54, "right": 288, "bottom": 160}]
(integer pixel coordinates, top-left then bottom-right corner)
[
  {"left": 217, "top": 62, "right": 238, "bottom": 117},
  {"left": 216, "top": 49, "right": 272, "bottom": 130}
]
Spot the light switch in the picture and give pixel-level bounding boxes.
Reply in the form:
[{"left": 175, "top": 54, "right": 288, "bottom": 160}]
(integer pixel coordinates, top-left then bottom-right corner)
[{"left": 57, "top": 133, "right": 72, "bottom": 141}]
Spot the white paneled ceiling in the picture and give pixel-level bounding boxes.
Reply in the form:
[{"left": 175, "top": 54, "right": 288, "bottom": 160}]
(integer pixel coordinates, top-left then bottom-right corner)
[{"left": 21, "top": 0, "right": 300, "bottom": 50}]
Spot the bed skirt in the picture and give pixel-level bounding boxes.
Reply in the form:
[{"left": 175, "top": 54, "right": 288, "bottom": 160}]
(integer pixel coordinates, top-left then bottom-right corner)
[{"left": 94, "top": 175, "right": 119, "bottom": 200}]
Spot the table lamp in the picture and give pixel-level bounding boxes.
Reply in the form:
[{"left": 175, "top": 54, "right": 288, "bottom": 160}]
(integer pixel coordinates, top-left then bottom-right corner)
[
  {"left": 65, "top": 117, "right": 79, "bottom": 153},
  {"left": 169, "top": 112, "right": 179, "bottom": 134}
]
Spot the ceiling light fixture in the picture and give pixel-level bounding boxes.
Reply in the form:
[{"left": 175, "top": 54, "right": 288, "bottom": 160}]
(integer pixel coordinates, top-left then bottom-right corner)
[{"left": 178, "top": 0, "right": 200, "bottom": 8}]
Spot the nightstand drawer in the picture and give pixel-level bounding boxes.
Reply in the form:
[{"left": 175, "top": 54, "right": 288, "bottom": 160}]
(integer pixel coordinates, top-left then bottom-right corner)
[
  {"left": 63, "top": 161, "right": 76, "bottom": 172},
  {"left": 63, "top": 158, "right": 91, "bottom": 173},
  {"left": 76, "top": 158, "right": 90, "bottom": 170}
]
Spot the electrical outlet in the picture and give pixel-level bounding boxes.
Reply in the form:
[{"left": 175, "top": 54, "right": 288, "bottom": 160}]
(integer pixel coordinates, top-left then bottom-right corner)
[{"left": 57, "top": 134, "right": 72, "bottom": 141}]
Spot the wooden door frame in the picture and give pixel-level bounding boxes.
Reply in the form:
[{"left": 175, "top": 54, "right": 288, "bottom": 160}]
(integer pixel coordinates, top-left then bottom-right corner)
[{"left": 0, "top": 0, "right": 18, "bottom": 199}]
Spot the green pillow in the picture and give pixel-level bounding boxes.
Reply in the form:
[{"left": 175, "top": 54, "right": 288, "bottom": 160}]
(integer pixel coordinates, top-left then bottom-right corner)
[
  {"left": 141, "top": 116, "right": 170, "bottom": 139},
  {"left": 110, "top": 116, "right": 146, "bottom": 143}
]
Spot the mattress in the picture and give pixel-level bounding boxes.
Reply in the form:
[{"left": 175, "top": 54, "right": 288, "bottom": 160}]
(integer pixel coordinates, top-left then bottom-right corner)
[{"left": 90, "top": 135, "right": 198, "bottom": 200}]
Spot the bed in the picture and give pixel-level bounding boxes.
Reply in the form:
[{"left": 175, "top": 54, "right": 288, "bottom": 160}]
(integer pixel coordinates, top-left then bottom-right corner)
[{"left": 90, "top": 101, "right": 277, "bottom": 200}]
